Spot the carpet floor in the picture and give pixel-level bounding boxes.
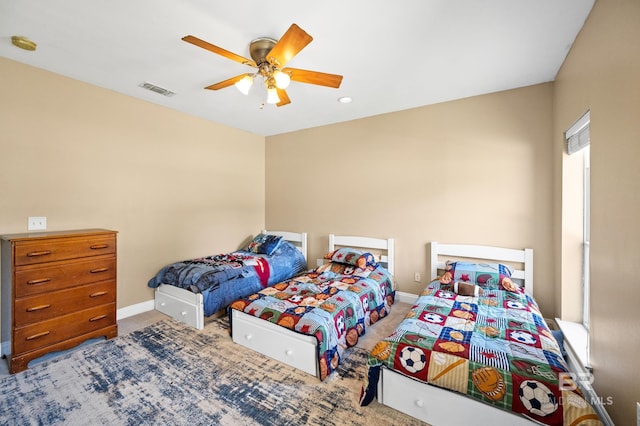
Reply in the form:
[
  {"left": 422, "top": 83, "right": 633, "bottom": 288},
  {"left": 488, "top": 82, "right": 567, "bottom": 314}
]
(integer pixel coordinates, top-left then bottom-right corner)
[{"left": 0, "top": 317, "right": 425, "bottom": 425}]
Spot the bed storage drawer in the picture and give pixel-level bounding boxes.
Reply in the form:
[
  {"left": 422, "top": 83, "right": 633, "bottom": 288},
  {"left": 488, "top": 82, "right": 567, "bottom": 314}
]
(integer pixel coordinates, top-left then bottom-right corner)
[
  {"left": 378, "top": 368, "right": 534, "bottom": 426},
  {"left": 155, "top": 284, "right": 204, "bottom": 330},
  {"left": 231, "top": 309, "right": 318, "bottom": 377}
]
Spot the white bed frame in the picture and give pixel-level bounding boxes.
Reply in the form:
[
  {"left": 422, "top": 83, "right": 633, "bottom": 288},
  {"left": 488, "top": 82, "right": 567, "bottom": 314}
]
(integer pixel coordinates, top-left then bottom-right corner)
[
  {"left": 154, "top": 230, "right": 307, "bottom": 330},
  {"left": 231, "top": 233, "right": 394, "bottom": 379},
  {"left": 377, "top": 241, "right": 536, "bottom": 426},
  {"left": 430, "top": 241, "right": 533, "bottom": 295}
]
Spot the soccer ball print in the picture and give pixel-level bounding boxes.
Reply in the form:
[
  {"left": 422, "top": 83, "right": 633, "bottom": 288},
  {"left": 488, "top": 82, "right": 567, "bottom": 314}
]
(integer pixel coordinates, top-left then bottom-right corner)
[
  {"left": 518, "top": 380, "right": 558, "bottom": 417},
  {"left": 398, "top": 346, "right": 427, "bottom": 374},
  {"left": 422, "top": 312, "right": 445, "bottom": 324},
  {"left": 509, "top": 330, "right": 537, "bottom": 345}
]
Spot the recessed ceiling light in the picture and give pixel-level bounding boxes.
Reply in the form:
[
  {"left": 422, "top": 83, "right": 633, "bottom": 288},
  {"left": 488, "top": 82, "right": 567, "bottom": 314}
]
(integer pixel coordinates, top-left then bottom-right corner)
[
  {"left": 338, "top": 96, "right": 353, "bottom": 104},
  {"left": 11, "top": 36, "right": 37, "bottom": 51}
]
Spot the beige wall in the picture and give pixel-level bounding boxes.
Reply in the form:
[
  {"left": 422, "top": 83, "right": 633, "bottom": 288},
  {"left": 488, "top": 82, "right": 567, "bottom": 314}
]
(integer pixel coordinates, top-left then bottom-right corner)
[
  {"left": 0, "top": 58, "right": 266, "bottom": 312},
  {"left": 266, "top": 83, "right": 556, "bottom": 315},
  {"left": 554, "top": 0, "right": 640, "bottom": 424},
  {"left": 3, "top": 0, "right": 637, "bottom": 420}
]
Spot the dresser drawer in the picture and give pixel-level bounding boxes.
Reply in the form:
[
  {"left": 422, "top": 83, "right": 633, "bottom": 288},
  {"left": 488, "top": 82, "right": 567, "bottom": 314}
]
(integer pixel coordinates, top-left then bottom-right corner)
[
  {"left": 13, "top": 303, "right": 116, "bottom": 354},
  {"left": 14, "top": 280, "right": 116, "bottom": 327},
  {"left": 15, "top": 256, "right": 116, "bottom": 298},
  {"left": 13, "top": 235, "right": 116, "bottom": 266}
]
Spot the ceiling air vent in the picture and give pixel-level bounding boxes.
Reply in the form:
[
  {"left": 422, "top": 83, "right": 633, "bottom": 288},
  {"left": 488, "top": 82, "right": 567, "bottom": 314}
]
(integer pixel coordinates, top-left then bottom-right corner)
[{"left": 139, "top": 82, "right": 176, "bottom": 97}]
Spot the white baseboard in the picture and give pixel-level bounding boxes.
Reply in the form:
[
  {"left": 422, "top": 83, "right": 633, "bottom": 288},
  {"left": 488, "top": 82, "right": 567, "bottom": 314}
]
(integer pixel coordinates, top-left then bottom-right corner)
[
  {"left": 116, "top": 299, "right": 155, "bottom": 321},
  {"left": 396, "top": 291, "right": 418, "bottom": 305}
]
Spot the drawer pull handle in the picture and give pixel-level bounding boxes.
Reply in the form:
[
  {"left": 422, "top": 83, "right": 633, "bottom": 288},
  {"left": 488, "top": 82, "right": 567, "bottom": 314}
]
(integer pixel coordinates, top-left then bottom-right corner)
[
  {"left": 89, "top": 314, "right": 107, "bottom": 322},
  {"left": 26, "top": 304, "right": 51, "bottom": 312},
  {"left": 90, "top": 244, "right": 109, "bottom": 250},
  {"left": 27, "top": 278, "right": 51, "bottom": 285},
  {"left": 90, "top": 267, "right": 109, "bottom": 274},
  {"left": 26, "top": 331, "right": 50, "bottom": 340},
  {"left": 27, "top": 250, "right": 52, "bottom": 257},
  {"left": 415, "top": 400, "right": 424, "bottom": 408},
  {"left": 90, "top": 291, "right": 108, "bottom": 297},
  {"left": 245, "top": 334, "right": 253, "bottom": 341},
  {"left": 285, "top": 349, "right": 293, "bottom": 356}
]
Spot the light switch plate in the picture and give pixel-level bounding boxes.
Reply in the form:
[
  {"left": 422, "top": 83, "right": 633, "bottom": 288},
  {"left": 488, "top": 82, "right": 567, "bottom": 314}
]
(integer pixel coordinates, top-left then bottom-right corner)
[{"left": 28, "top": 216, "right": 47, "bottom": 231}]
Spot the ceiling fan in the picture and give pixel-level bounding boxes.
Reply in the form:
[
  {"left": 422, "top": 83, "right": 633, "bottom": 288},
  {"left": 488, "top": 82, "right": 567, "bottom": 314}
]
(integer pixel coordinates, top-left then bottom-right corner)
[{"left": 182, "top": 23, "right": 343, "bottom": 107}]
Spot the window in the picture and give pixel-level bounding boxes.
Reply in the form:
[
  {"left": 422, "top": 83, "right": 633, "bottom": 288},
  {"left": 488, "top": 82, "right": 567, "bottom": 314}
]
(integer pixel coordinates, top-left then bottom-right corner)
[
  {"left": 582, "top": 146, "right": 590, "bottom": 329},
  {"left": 565, "top": 111, "right": 591, "bottom": 329}
]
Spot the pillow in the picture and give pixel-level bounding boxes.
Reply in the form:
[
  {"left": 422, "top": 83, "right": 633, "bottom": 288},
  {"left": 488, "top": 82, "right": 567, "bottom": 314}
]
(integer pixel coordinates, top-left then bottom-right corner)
[
  {"left": 246, "top": 233, "right": 283, "bottom": 255},
  {"left": 324, "top": 248, "right": 376, "bottom": 269},
  {"left": 453, "top": 281, "right": 484, "bottom": 297},
  {"left": 439, "top": 261, "right": 518, "bottom": 291}
]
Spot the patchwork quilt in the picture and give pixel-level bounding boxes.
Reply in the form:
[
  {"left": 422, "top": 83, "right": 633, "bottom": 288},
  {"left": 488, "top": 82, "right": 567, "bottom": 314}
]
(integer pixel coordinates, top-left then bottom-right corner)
[
  {"left": 229, "top": 261, "right": 395, "bottom": 380},
  {"left": 148, "top": 240, "right": 307, "bottom": 316},
  {"left": 360, "top": 280, "right": 602, "bottom": 425}
]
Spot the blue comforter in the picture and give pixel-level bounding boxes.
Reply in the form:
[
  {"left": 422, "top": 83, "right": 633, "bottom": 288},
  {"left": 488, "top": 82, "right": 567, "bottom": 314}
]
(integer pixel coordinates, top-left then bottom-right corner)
[{"left": 148, "top": 240, "right": 307, "bottom": 316}]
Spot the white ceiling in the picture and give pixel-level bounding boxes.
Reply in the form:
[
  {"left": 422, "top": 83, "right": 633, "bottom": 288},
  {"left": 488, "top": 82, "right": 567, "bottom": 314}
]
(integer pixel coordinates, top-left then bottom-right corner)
[{"left": 0, "top": 0, "right": 594, "bottom": 137}]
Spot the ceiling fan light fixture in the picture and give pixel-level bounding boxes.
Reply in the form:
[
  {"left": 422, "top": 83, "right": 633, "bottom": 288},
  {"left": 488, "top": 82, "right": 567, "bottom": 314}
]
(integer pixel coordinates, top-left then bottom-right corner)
[
  {"left": 266, "top": 87, "right": 280, "bottom": 104},
  {"left": 274, "top": 70, "right": 290, "bottom": 89},
  {"left": 234, "top": 74, "right": 254, "bottom": 95},
  {"left": 182, "top": 23, "right": 342, "bottom": 108}
]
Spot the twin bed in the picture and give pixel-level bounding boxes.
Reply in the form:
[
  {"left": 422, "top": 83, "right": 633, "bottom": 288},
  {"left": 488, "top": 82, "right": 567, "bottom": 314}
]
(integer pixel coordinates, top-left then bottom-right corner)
[
  {"left": 148, "top": 230, "right": 308, "bottom": 329},
  {"left": 361, "top": 242, "right": 601, "bottom": 425},
  {"left": 229, "top": 234, "right": 395, "bottom": 381},
  {"left": 149, "top": 233, "right": 601, "bottom": 425}
]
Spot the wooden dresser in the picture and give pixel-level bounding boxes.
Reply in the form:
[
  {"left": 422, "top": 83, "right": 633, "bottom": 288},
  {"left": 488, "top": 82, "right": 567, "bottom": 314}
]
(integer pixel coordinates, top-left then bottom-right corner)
[{"left": 1, "top": 229, "right": 118, "bottom": 373}]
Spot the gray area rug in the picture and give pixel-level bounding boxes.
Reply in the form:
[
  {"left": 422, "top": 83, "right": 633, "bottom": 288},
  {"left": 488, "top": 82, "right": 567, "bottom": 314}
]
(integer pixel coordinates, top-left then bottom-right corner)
[{"left": 0, "top": 317, "right": 424, "bottom": 425}]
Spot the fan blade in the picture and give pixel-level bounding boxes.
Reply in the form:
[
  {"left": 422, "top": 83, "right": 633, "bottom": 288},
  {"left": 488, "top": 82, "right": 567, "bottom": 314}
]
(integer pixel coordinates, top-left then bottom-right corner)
[
  {"left": 276, "top": 89, "right": 291, "bottom": 107},
  {"left": 182, "top": 35, "right": 256, "bottom": 68},
  {"left": 204, "top": 74, "right": 250, "bottom": 91},
  {"left": 267, "top": 24, "right": 313, "bottom": 68},
  {"left": 283, "top": 68, "right": 343, "bottom": 88}
]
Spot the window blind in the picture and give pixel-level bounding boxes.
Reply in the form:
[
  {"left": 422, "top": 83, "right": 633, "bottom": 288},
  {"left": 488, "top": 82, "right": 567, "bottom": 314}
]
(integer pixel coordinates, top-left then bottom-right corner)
[{"left": 566, "top": 111, "right": 590, "bottom": 155}]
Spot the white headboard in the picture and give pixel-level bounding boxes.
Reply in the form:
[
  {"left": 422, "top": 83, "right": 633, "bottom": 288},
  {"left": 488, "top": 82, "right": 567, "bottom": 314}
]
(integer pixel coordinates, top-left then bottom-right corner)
[
  {"left": 262, "top": 230, "right": 308, "bottom": 260},
  {"left": 430, "top": 241, "right": 533, "bottom": 295},
  {"left": 329, "top": 234, "right": 395, "bottom": 275}
]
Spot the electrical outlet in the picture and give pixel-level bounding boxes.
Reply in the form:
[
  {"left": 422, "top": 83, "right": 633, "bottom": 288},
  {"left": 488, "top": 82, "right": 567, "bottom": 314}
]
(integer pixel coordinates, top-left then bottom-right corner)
[
  {"left": 414, "top": 272, "right": 421, "bottom": 282},
  {"left": 28, "top": 216, "right": 47, "bottom": 231}
]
